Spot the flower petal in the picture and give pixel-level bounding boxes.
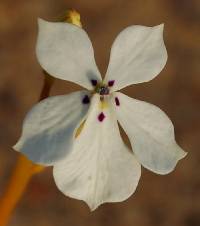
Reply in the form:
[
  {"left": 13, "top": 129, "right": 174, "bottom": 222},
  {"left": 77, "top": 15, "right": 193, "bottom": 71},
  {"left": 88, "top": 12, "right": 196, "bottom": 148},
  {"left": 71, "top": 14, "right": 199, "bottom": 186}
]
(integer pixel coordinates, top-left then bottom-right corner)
[
  {"left": 13, "top": 91, "right": 90, "bottom": 165},
  {"left": 113, "top": 92, "right": 187, "bottom": 174},
  {"left": 104, "top": 24, "right": 167, "bottom": 91},
  {"left": 53, "top": 94, "right": 141, "bottom": 210},
  {"left": 36, "top": 19, "right": 102, "bottom": 90}
]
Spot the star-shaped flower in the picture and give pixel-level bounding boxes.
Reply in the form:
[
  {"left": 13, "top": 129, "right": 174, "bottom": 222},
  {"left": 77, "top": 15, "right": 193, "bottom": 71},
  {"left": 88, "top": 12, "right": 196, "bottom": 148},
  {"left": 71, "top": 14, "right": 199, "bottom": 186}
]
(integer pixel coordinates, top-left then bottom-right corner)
[{"left": 13, "top": 19, "right": 187, "bottom": 210}]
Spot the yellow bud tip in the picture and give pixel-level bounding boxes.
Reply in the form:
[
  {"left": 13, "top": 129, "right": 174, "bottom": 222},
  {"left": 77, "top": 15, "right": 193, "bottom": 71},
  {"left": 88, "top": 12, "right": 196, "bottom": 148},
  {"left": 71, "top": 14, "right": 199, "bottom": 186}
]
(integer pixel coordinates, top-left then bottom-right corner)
[{"left": 62, "top": 9, "right": 82, "bottom": 27}]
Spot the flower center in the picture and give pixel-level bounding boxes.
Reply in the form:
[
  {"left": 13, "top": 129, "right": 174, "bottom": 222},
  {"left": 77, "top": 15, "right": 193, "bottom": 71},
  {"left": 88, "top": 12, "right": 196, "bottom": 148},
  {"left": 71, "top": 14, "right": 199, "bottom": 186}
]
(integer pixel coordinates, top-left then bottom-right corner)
[
  {"left": 95, "top": 85, "right": 110, "bottom": 95},
  {"left": 87, "top": 79, "right": 118, "bottom": 123},
  {"left": 91, "top": 79, "right": 115, "bottom": 96}
]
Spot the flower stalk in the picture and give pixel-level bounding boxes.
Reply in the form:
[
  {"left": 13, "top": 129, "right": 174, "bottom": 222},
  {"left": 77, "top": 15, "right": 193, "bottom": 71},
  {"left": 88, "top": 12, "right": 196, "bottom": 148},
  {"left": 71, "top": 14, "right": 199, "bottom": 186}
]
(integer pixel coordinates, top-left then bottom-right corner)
[
  {"left": 0, "top": 156, "right": 44, "bottom": 226},
  {"left": 0, "top": 9, "right": 82, "bottom": 226}
]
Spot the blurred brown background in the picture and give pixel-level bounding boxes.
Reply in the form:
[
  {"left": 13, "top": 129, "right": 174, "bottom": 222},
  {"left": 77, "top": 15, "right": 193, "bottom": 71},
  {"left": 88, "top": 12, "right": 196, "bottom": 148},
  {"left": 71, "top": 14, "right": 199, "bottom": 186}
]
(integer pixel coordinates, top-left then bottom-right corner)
[{"left": 0, "top": 0, "right": 200, "bottom": 226}]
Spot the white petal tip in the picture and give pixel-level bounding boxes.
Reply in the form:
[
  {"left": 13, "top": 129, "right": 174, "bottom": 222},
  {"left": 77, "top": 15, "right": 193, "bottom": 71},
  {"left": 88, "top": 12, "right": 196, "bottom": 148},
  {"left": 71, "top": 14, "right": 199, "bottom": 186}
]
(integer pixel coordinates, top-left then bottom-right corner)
[
  {"left": 88, "top": 203, "right": 99, "bottom": 211},
  {"left": 37, "top": 18, "right": 50, "bottom": 29},
  {"left": 157, "top": 150, "right": 187, "bottom": 175},
  {"left": 179, "top": 150, "right": 188, "bottom": 159},
  {"left": 176, "top": 145, "right": 188, "bottom": 160},
  {"left": 38, "top": 18, "right": 45, "bottom": 25},
  {"left": 154, "top": 23, "right": 165, "bottom": 33},
  {"left": 12, "top": 143, "right": 20, "bottom": 152},
  {"left": 159, "top": 23, "right": 164, "bottom": 28},
  {"left": 12, "top": 137, "right": 24, "bottom": 152}
]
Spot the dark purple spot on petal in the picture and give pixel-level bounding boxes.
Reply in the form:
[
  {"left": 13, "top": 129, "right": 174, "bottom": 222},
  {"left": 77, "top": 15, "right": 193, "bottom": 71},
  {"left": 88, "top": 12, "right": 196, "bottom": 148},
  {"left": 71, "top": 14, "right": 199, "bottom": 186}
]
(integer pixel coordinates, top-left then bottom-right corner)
[
  {"left": 91, "top": 79, "right": 97, "bottom": 86},
  {"left": 98, "top": 112, "right": 105, "bottom": 122},
  {"left": 108, "top": 80, "right": 115, "bottom": 87},
  {"left": 115, "top": 97, "right": 120, "bottom": 106},
  {"left": 82, "top": 95, "right": 90, "bottom": 104}
]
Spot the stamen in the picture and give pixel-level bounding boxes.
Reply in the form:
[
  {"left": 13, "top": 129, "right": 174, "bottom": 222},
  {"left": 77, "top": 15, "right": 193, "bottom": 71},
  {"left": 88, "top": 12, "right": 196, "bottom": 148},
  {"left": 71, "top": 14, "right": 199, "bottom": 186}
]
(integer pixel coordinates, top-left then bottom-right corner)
[
  {"left": 98, "top": 112, "right": 105, "bottom": 122},
  {"left": 99, "top": 86, "right": 109, "bottom": 95},
  {"left": 100, "top": 96, "right": 104, "bottom": 102},
  {"left": 75, "top": 121, "right": 85, "bottom": 138},
  {"left": 91, "top": 79, "right": 97, "bottom": 86},
  {"left": 115, "top": 97, "right": 120, "bottom": 106},
  {"left": 108, "top": 80, "right": 115, "bottom": 87},
  {"left": 82, "top": 95, "right": 90, "bottom": 104}
]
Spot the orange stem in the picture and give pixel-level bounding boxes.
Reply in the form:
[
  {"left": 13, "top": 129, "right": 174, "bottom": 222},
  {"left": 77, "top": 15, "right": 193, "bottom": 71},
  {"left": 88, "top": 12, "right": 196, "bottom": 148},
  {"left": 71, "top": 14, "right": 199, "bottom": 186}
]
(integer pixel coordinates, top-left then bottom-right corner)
[{"left": 0, "top": 156, "right": 44, "bottom": 226}]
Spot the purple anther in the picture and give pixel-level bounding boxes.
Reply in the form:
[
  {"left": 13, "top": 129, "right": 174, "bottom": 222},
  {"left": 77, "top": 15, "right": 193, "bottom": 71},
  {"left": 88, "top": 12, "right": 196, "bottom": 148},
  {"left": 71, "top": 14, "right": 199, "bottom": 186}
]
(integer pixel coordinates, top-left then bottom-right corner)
[
  {"left": 82, "top": 95, "right": 90, "bottom": 104},
  {"left": 108, "top": 80, "right": 115, "bottom": 87},
  {"left": 98, "top": 112, "right": 105, "bottom": 122},
  {"left": 115, "top": 97, "right": 120, "bottom": 106},
  {"left": 91, "top": 79, "right": 97, "bottom": 86}
]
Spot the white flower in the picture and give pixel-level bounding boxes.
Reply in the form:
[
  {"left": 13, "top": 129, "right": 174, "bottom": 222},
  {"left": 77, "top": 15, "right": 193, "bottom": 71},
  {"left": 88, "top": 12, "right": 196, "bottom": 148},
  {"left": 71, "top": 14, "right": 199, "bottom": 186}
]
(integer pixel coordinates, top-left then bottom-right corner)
[{"left": 13, "top": 19, "right": 187, "bottom": 210}]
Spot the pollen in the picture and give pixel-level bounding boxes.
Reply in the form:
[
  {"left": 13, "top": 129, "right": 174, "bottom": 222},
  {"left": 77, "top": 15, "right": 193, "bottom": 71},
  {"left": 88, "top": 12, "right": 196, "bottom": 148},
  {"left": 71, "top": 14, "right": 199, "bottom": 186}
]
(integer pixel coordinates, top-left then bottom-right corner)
[{"left": 99, "top": 99, "right": 108, "bottom": 109}]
